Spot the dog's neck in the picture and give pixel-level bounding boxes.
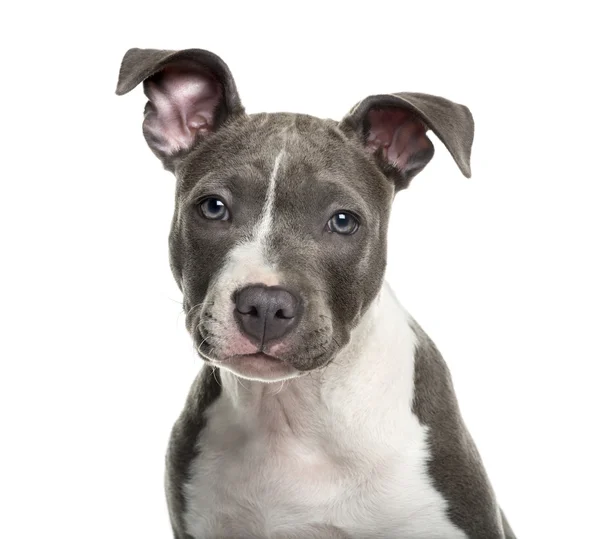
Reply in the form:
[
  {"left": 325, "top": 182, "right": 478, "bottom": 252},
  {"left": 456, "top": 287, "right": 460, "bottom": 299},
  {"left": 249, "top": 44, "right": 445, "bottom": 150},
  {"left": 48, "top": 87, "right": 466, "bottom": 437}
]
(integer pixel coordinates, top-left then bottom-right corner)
[{"left": 217, "top": 282, "right": 419, "bottom": 450}]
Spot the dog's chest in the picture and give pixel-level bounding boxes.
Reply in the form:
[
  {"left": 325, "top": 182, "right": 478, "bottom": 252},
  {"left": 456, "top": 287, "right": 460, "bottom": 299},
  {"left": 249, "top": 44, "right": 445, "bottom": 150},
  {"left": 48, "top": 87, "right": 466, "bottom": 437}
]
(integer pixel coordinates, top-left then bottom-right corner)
[{"left": 182, "top": 392, "right": 467, "bottom": 539}]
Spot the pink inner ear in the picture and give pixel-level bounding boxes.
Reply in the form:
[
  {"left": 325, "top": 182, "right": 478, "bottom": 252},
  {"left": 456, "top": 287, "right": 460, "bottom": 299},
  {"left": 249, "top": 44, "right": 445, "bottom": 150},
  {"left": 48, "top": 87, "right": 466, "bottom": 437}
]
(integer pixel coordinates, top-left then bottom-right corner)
[
  {"left": 366, "top": 108, "right": 430, "bottom": 170},
  {"left": 144, "top": 67, "right": 222, "bottom": 156}
]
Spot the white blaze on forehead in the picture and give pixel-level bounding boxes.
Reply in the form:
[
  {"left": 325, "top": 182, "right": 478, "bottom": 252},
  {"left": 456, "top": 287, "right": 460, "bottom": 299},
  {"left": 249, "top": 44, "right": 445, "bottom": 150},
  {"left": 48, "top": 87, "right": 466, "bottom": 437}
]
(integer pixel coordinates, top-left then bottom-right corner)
[{"left": 254, "top": 149, "right": 285, "bottom": 246}]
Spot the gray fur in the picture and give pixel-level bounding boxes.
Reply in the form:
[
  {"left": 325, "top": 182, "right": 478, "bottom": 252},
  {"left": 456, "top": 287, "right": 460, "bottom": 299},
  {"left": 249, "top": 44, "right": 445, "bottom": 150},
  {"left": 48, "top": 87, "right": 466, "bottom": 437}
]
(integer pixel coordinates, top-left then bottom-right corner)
[
  {"left": 116, "top": 47, "right": 515, "bottom": 538},
  {"left": 165, "top": 367, "right": 222, "bottom": 538},
  {"left": 411, "top": 320, "right": 515, "bottom": 538}
]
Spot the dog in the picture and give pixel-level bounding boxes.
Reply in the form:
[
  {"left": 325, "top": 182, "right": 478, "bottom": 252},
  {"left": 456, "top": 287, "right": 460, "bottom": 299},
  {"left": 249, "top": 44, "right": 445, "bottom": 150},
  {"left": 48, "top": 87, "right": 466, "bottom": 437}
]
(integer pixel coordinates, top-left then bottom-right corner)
[{"left": 117, "top": 47, "right": 516, "bottom": 539}]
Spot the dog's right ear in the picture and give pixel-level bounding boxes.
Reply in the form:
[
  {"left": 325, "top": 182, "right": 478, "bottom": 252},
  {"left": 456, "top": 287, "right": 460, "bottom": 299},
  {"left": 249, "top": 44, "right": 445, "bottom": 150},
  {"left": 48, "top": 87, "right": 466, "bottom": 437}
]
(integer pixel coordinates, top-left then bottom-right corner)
[
  {"left": 339, "top": 92, "right": 474, "bottom": 191},
  {"left": 116, "top": 48, "right": 245, "bottom": 170}
]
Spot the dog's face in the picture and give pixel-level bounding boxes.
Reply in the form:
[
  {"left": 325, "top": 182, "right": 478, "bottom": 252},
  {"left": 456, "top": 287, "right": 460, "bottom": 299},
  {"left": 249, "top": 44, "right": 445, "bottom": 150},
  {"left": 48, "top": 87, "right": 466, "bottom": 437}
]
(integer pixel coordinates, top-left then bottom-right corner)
[
  {"left": 170, "top": 114, "right": 393, "bottom": 380},
  {"left": 117, "top": 48, "right": 474, "bottom": 382}
]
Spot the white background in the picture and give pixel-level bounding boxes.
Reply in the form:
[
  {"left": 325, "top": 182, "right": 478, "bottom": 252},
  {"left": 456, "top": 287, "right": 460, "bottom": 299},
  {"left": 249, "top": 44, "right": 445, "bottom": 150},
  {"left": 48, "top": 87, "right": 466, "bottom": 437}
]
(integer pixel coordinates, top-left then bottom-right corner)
[{"left": 1, "top": 1, "right": 598, "bottom": 537}]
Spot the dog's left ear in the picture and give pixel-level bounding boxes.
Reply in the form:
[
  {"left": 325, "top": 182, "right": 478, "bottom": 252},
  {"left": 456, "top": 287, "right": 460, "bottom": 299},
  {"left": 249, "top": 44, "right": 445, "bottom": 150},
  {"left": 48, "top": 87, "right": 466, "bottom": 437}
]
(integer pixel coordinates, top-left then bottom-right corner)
[
  {"left": 339, "top": 93, "right": 474, "bottom": 191},
  {"left": 116, "top": 48, "right": 244, "bottom": 170}
]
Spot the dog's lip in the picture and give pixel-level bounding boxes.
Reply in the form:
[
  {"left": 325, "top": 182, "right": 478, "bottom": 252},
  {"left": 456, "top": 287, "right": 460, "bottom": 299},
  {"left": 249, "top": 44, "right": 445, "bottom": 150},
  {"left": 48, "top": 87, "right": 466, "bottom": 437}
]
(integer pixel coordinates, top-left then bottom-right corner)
[{"left": 234, "top": 352, "right": 282, "bottom": 362}]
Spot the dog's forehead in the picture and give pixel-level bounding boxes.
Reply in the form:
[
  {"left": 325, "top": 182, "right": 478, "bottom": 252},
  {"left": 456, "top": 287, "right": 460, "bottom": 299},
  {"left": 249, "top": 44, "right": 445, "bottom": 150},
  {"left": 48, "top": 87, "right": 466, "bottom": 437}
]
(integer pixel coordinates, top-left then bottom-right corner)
[{"left": 175, "top": 112, "right": 393, "bottom": 204}]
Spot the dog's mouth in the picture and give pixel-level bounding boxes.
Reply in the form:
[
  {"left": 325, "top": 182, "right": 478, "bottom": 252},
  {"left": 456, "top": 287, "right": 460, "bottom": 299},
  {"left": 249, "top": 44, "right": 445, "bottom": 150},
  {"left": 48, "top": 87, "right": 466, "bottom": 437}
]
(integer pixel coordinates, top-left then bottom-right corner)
[
  {"left": 193, "top": 310, "right": 340, "bottom": 381},
  {"left": 195, "top": 331, "right": 299, "bottom": 381},
  {"left": 240, "top": 352, "right": 280, "bottom": 362}
]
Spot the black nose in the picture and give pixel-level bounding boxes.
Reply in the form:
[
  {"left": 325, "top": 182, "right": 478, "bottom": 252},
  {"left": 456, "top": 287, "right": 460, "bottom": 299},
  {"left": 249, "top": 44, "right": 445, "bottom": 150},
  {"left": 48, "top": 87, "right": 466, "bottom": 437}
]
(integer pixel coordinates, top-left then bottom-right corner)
[{"left": 234, "top": 285, "right": 301, "bottom": 345}]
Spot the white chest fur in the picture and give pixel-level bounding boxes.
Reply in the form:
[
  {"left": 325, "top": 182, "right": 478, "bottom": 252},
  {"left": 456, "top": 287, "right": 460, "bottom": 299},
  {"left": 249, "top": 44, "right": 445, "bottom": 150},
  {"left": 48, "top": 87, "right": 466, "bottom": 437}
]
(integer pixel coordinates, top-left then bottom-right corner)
[{"left": 183, "top": 284, "right": 467, "bottom": 539}]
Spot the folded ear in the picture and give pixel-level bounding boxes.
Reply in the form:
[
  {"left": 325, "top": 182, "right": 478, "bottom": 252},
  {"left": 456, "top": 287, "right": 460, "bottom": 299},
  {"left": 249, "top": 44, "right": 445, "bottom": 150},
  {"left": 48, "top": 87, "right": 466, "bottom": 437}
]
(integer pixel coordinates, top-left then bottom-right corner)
[
  {"left": 116, "top": 48, "right": 244, "bottom": 169},
  {"left": 339, "top": 93, "right": 474, "bottom": 191}
]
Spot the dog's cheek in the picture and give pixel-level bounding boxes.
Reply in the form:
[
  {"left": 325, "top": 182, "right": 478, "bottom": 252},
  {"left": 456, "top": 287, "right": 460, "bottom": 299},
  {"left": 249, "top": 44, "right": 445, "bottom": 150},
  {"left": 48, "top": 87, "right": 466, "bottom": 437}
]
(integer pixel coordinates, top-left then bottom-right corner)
[
  {"left": 326, "top": 240, "right": 379, "bottom": 325},
  {"left": 349, "top": 213, "right": 390, "bottom": 323},
  {"left": 178, "top": 221, "right": 238, "bottom": 322},
  {"left": 168, "top": 214, "right": 185, "bottom": 290}
]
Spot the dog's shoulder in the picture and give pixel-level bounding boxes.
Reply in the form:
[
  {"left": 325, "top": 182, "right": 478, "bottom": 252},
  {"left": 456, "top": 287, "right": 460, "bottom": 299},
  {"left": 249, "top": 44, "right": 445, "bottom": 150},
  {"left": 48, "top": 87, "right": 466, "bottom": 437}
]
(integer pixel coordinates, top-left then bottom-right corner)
[
  {"left": 165, "top": 366, "right": 222, "bottom": 538},
  {"left": 410, "top": 320, "right": 510, "bottom": 538}
]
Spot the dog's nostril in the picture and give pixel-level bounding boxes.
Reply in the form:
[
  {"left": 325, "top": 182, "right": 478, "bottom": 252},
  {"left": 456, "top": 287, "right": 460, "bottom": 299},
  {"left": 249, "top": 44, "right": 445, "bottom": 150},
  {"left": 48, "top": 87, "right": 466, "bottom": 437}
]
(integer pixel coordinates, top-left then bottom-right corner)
[
  {"left": 275, "top": 308, "right": 295, "bottom": 319},
  {"left": 235, "top": 299, "right": 259, "bottom": 316}
]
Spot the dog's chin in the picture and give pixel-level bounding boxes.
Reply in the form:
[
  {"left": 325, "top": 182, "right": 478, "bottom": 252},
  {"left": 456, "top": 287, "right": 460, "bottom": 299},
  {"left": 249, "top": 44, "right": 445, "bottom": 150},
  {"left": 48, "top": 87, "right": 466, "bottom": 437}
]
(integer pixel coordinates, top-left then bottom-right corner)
[
  {"left": 196, "top": 345, "right": 337, "bottom": 382},
  {"left": 213, "top": 353, "right": 302, "bottom": 383}
]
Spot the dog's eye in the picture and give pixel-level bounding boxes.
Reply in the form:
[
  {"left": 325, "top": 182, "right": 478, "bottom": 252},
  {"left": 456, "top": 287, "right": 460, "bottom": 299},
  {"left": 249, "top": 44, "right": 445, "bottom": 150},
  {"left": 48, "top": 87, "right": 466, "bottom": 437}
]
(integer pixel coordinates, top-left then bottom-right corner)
[
  {"left": 198, "top": 197, "right": 230, "bottom": 221},
  {"left": 327, "top": 212, "right": 359, "bottom": 235}
]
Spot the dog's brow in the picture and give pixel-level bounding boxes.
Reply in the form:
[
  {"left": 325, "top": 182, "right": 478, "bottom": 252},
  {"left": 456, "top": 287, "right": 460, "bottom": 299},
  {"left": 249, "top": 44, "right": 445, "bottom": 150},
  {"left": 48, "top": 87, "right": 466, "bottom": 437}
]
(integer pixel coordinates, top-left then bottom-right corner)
[
  {"left": 180, "top": 164, "right": 261, "bottom": 205},
  {"left": 315, "top": 179, "right": 371, "bottom": 219}
]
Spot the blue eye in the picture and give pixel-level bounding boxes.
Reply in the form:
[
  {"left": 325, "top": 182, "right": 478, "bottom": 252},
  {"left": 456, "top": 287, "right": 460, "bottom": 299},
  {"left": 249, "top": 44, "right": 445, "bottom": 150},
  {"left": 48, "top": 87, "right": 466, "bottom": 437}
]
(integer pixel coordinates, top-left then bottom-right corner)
[
  {"left": 327, "top": 212, "right": 359, "bottom": 235},
  {"left": 198, "top": 197, "right": 230, "bottom": 221}
]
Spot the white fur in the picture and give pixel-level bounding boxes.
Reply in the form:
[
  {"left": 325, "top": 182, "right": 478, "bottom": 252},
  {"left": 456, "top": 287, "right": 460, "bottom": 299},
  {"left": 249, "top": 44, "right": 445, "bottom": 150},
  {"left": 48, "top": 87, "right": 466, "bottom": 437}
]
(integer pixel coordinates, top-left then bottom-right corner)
[
  {"left": 254, "top": 150, "right": 284, "bottom": 245},
  {"left": 184, "top": 282, "right": 467, "bottom": 538}
]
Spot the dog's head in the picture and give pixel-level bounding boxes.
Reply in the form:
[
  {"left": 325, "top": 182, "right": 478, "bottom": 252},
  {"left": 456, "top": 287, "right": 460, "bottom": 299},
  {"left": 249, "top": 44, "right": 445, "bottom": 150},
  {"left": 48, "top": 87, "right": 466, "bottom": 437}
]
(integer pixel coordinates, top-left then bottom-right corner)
[{"left": 117, "top": 48, "right": 474, "bottom": 382}]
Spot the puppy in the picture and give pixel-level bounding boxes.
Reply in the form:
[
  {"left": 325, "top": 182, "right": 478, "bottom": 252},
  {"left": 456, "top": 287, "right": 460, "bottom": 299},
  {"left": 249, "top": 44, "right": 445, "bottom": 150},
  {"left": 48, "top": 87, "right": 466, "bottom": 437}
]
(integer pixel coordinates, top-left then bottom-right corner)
[{"left": 117, "top": 47, "right": 515, "bottom": 539}]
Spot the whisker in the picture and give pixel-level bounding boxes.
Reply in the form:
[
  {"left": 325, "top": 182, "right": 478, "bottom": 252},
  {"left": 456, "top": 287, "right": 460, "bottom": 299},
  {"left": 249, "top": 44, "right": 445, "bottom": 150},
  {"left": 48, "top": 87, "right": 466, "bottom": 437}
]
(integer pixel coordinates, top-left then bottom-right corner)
[
  {"left": 236, "top": 376, "right": 250, "bottom": 392},
  {"left": 196, "top": 324, "right": 211, "bottom": 349},
  {"left": 187, "top": 302, "right": 204, "bottom": 316},
  {"left": 211, "top": 365, "right": 222, "bottom": 388},
  {"left": 196, "top": 346, "right": 218, "bottom": 363},
  {"left": 274, "top": 379, "right": 287, "bottom": 395}
]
